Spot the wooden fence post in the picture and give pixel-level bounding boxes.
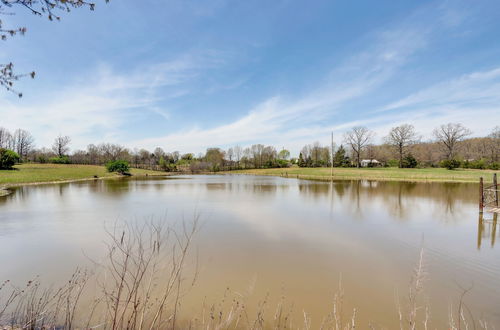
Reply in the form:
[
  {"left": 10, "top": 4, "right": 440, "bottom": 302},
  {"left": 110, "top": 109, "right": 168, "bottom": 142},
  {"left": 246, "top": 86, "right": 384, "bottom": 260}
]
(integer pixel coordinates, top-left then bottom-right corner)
[
  {"left": 479, "top": 177, "right": 484, "bottom": 213},
  {"left": 494, "top": 173, "right": 498, "bottom": 207}
]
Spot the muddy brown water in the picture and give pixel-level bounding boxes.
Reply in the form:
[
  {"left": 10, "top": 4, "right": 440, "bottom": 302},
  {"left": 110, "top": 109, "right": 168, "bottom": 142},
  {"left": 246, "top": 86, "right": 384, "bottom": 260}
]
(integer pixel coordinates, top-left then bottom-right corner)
[{"left": 0, "top": 175, "right": 498, "bottom": 327}]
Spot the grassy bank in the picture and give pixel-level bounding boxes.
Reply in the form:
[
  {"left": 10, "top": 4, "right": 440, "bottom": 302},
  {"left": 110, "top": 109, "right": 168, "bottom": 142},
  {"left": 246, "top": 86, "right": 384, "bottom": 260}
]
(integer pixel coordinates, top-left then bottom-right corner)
[
  {"left": 0, "top": 163, "right": 167, "bottom": 187},
  {"left": 229, "top": 166, "right": 498, "bottom": 183}
]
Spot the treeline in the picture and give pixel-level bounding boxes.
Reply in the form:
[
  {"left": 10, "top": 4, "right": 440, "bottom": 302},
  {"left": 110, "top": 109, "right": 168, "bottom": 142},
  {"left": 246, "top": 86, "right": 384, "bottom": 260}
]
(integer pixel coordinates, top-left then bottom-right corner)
[
  {"left": 297, "top": 124, "right": 499, "bottom": 170},
  {"left": 0, "top": 123, "right": 499, "bottom": 172},
  {"left": 0, "top": 126, "right": 288, "bottom": 172}
]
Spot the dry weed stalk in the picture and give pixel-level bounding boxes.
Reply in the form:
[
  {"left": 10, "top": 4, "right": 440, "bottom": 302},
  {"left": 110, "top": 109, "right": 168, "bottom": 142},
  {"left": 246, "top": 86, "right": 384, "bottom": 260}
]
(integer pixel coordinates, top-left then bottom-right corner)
[
  {"left": 90, "top": 217, "right": 200, "bottom": 329},
  {"left": 319, "top": 276, "right": 356, "bottom": 330},
  {"left": 0, "top": 270, "right": 90, "bottom": 329},
  {"left": 0, "top": 217, "right": 199, "bottom": 329},
  {"left": 396, "top": 247, "right": 428, "bottom": 330},
  {"left": 448, "top": 282, "right": 477, "bottom": 330}
]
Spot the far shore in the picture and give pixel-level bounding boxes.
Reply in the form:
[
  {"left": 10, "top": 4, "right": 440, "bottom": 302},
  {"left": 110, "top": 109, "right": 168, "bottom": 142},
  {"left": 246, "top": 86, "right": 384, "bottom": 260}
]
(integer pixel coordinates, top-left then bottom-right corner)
[
  {"left": 225, "top": 166, "right": 498, "bottom": 183},
  {"left": 1, "top": 164, "right": 498, "bottom": 197},
  {"left": 0, "top": 163, "right": 170, "bottom": 196}
]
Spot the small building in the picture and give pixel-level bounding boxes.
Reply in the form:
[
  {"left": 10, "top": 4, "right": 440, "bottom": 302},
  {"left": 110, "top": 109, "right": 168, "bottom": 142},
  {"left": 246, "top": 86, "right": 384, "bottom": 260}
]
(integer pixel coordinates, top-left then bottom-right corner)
[{"left": 360, "top": 159, "right": 381, "bottom": 167}]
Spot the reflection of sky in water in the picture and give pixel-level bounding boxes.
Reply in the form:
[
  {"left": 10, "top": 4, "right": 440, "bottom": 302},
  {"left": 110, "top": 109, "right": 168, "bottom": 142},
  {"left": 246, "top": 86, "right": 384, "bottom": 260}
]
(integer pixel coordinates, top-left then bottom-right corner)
[{"left": 0, "top": 175, "right": 498, "bottom": 328}]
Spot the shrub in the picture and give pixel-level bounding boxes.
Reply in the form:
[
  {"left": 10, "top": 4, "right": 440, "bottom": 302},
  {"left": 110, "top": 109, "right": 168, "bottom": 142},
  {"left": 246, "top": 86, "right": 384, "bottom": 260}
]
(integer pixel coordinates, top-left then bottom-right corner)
[
  {"left": 260, "top": 159, "right": 291, "bottom": 168},
  {"left": 465, "top": 159, "right": 486, "bottom": 169},
  {"left": 106, "top": 160, "right": 130, "bottom": 174},
  {"left": 386, "top": 159, "right": 399, "bottom": 167},
  {"left": 166, "top": 163, "right": 177, "bottom": 172},
  {"left": 37, "top": 155, "right": 48, "bottom": 163},
  {"left": 275, "top": 159, "right": 290, "bottom": 168},
  {"left": 0, "top": 148, "right": 20, "bottom": 169},
  {"left": 49, "top": 156, "right": 71, "bottom": 164},
  {"left": 489, "top": 162, "right": 499, "bottom": 170},
  {"left": 211, "top": 164, "right": 220, "bottom": 172},
  {"left": 440, "top": 159, "right": 461, "bottom": 170},
  {"left": 159, "top": 156, "right": 168, "bottom": 171},
  {"left": 189, "top": 161, "right": 211, "bottom": 173},
  {"left": 158, "top": 156, "right": 177, "bottom": 172},
  {"left": 401, "top": 154, "right": 418, "bottom": 168}
]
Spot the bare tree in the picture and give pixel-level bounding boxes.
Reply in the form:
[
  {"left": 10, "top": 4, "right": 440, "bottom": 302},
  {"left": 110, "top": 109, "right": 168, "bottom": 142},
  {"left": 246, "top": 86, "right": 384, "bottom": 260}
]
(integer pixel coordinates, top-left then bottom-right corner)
[
  {"left": 0, "top": 127, "right": 12, "bottom": 149},
  {"left": 52, "top": 135, "right": 71, "bottom": 157},
  {"left": 433, "top": 123, "right": 472, "bottom": 160},
  {"left": 99, "top": 143, "right": 128, "bottom": 162},
  {"left": 153, "top": 147, "right": 165, "bottom": 160},
  {"left": 385, "top": 124, "right": 419, "bottom": 168},
  {"left": 251, "top": 144, "right": 265, "bottom": 168},
  {"left": 171, "top": 151, "right": 180, "bottom": 163},
  {"left": 311, "top": 141, "right": 322, "bottom": 166},
  {"left": 233, "top": 145, "right": 242, "bottom": 168},
  {"left": 12, "top": 129, "right": 34, "bottom": 159},
  {"left": 344, "top": 126, "right": 374, "bottom": 168},
  {"left": 0, "top": 0, "right": 107, "bottom": 96},
  {"left": 300, "top": 144, "right": 312, "bottom": 160},
  {"left": 226, "top": 147, "right": 234, "bottom": 169},
  {"left": 489, "top": 126, "right": 500, "bottom": 162},
  {"left": 86, "top": 144, "right": 100, "bottom": 164}
]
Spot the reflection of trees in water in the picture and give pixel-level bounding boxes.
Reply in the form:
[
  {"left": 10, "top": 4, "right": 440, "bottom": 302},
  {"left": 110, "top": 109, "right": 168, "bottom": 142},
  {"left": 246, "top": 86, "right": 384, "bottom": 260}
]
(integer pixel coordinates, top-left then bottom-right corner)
[
  {"left": 477, "top": 213, "right": 498, "bottom": 250},
  {"left": 206, "top": 182, "right": 286, "bottom": 195},
  {"left": 298, "top": 182, "right": 330, "bottom": 196},
  {"left": 2, "top": 178, "right": 479, "bottom": 226},
  {"left": 441, "top": 183, "right": 461, "bottom": 215},
  {"left": 248, "top": 184, "right": 278, "bottom": 194},
  {"left": 333, "top": 181, "right": 347, "bottom": 198},
  {"left": 296, "top": 180, "right": 476, "bottom": 222},
  {"left": 0, "top": 188, "right": 17, "bottom": 206},
  {"left": 88, "top": 179, "right": 131, "bottom": 197},
  {"left": 0, "top": 183, "right": 73, "bottom": 204},
  {"left": 351, "top": 181, "right": 362, "bottom": 217},
  {"left": 94, "top": 177, "right": 288, "bottom": 197}
]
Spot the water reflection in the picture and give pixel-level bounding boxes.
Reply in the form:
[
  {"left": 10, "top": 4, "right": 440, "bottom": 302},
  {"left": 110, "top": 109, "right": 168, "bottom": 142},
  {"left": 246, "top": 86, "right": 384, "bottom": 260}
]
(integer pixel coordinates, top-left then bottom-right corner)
[
  {"left": 296, "top": 180, "right": 476, "bottom": 221},
  {"left": 0, "top": 175, "right": 498, "bottom": 327},
  {"left": 477, "top": 213, "right": 498, "bottom": 249},
  {"left": 0, "top": 177, "right": 479, "bottom": 225}
]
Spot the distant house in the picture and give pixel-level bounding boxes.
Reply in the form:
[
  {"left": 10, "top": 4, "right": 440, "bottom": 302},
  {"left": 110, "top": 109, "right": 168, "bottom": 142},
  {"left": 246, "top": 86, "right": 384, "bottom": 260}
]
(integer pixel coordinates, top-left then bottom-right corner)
[{"left": 360, "top": 159, "right": 381, "bottom": 167}]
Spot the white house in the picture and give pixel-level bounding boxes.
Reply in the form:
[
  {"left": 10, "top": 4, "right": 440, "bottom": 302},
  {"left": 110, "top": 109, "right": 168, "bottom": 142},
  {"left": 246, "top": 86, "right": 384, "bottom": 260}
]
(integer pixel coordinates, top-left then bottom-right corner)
[{"left": 360, "top": 159, "right": 381, "bottom": 167}]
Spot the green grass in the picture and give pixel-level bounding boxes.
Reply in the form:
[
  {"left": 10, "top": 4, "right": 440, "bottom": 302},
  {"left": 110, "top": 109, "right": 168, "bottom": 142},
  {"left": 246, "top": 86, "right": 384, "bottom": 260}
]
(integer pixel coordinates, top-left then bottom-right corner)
[
  {"left": 229, "top": 166, "right": 499, "bottom": 183},
  {"left": 0, "top": 163, "right": 167, "bottom": 186}
]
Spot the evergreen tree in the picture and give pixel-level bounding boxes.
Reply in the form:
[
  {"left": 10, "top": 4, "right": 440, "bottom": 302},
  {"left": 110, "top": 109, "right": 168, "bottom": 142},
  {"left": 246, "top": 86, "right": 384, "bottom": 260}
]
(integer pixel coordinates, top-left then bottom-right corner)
[
  {"left": 401, "top": 153, "right": 418, "bottom": 168},
  {"left": 298, "top": 152, "right": 306, "bottom": 167},
  {"left": 334, "top": 145, "right": 349, "bottom": 167}
]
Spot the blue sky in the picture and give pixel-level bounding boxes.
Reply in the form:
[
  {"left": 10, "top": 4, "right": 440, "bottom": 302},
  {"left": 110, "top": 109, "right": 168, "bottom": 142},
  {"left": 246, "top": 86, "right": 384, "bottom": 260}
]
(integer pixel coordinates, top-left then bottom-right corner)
[{"left": 1, "top": 0, "right": 500, "bottom": 155}]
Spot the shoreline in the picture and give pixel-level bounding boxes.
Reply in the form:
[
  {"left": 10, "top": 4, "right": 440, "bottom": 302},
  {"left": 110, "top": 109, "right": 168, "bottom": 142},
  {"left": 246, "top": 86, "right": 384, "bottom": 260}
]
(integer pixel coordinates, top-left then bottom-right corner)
[
  {"left": 1, "top": 166, "right": 496, "bottom": 196},
  {"left": 222, "top": 168, "right": 497, "bottom": 184},
  {"left": 223, "top": 172, "right": 481, "bottom": 183},
  {"left": 0, "top": 172, "right": 171, "bottom": 197}
]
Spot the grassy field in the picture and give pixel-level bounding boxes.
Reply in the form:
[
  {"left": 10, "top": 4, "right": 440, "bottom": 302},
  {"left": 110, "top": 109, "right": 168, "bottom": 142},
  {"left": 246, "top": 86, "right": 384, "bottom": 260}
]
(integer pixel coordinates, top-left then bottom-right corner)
[
  {"left": 0, "top": 163, "right": 167, "bottom": 187},
  {"left": 229, "top": 166, "right": 498, "bottom": 183}
]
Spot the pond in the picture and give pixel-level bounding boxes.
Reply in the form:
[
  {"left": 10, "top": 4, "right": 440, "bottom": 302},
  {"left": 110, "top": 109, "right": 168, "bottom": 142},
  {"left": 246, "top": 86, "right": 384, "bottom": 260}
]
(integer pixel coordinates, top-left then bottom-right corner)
[{"left": 0, "top": 175, "right": 498, "bottom": 327}]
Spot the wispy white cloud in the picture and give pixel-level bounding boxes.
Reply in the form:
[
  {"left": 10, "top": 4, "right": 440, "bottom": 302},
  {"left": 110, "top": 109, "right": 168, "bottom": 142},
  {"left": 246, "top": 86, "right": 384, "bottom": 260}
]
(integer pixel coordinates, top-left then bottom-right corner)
[
  {"left": 377, "top": 67, "right": 500, "bottom": 113},
  {"left": 130, "top": 4, "right": 449, "bottom": 153},
  {"left": 2, "top": 1, "right": 498, "bottom": 156},
  {"left": 0, "top": 53, "right": 216, "bottom": 149},
  {"left": 131, "top": 1, "right": 500, "bottom": 154}
]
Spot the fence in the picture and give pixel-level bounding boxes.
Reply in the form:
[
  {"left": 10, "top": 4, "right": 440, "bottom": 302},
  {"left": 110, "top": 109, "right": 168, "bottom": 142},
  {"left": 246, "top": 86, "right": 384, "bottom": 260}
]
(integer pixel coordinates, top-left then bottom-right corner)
[{"left": 480, "top": 173, "right": 499, "bottom": 213}]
